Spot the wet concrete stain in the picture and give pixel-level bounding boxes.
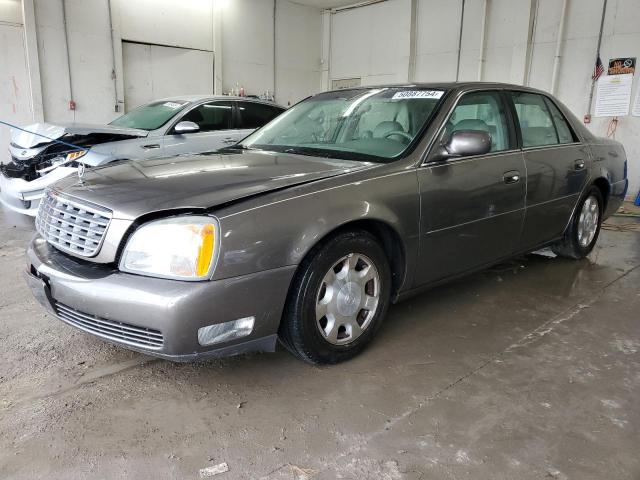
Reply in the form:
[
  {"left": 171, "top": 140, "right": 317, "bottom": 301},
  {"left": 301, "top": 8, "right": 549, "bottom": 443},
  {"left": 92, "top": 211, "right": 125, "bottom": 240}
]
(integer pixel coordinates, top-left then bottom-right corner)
[{"left": 0, "top": 208, "right": 638, "bottom": 479}]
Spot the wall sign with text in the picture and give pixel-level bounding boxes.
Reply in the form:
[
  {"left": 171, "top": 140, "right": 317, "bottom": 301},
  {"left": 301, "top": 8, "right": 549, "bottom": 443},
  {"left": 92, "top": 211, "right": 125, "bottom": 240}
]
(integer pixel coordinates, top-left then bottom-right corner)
[{"left": 608, "top": 57, "right": 636, "bottom": 75}]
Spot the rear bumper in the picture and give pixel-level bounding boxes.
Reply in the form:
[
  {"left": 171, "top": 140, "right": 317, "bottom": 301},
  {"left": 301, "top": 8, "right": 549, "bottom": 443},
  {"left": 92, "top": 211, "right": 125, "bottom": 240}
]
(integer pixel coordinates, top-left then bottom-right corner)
[
  {"left": 604, "top": 178, "right": 628, "bottom": 219},
  {"left": 26, "top": 235, "right": 296, "bottom": 361}
]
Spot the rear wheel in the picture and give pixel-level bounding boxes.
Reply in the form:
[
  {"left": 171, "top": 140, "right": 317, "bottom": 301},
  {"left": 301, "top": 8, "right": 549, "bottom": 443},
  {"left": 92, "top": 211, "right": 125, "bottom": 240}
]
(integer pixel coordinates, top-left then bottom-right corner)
[
  {"left": 551, "top": 186, "right": 603, "bottom": 259},
  {"left": 280, "top": 230, "right": 391, "bottom": 364}
]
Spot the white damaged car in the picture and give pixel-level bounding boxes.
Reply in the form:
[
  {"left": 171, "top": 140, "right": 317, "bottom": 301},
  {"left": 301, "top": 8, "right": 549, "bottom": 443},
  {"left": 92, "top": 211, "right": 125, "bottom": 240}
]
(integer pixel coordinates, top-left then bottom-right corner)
[{"left": 0, "top": 96, "right": 284, "bottom": 215}]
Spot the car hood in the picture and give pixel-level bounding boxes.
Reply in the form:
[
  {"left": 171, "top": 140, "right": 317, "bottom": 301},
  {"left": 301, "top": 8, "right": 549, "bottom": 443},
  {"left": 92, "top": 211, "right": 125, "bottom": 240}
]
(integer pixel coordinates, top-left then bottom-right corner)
[
  {"left": 11, "top": 122, "right": 148, "bottom": 149},
  {"left": 55, "top": 151, "right": 373, "bottom": 219}
]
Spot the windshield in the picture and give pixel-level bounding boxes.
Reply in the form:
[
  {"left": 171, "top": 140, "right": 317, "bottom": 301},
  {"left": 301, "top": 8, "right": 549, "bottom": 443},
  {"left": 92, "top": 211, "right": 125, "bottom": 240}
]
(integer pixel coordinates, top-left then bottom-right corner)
[
  {"left": 109, "top": 100, "right": 190, "bottom": 130},
  {"left": 239, "top": 88, "right": 445, "bottom": 161}
]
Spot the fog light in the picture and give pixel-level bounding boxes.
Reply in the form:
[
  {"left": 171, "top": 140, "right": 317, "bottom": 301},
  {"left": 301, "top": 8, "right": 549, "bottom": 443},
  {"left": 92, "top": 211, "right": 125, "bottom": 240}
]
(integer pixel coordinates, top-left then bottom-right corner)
[{"left": 197, "top": 317, "right": 255, "bottom": 346}]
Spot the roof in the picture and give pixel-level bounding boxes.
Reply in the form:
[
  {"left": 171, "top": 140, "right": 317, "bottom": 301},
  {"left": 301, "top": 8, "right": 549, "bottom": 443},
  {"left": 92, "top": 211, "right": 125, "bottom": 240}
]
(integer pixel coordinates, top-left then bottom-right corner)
[
  {"left": 156, "top": 94, "right": 282, "bottom": 106},
  {"left": 326, "top": 81, "right": 549, "bottom": 95}
]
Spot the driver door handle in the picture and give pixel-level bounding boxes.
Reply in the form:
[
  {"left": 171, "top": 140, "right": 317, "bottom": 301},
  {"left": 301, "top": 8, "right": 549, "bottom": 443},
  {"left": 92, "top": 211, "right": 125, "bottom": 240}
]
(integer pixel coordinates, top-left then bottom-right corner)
[
  {"left": 503, "top": 170, "right": 521, "bottom": 184},
  {"left": 141, "top": 144, "right": 160, "bottom": 150}
]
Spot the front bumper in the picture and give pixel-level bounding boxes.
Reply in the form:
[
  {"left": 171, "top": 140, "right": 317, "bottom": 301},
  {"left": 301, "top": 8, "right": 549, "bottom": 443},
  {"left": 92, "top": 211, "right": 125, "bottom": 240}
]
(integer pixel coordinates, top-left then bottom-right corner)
[
  {"left": 25, "top": 235, "right": 296, "bottom": 361},
  {"left": 0, "top": 167, "right": 77, "bottom": 216}
]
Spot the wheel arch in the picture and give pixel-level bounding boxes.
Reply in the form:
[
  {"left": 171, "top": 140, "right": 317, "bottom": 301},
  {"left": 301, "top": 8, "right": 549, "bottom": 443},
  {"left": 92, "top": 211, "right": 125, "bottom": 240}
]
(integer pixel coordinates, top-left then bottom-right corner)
[
  {"left": 592, "top": 176, "right": 611, "bottom": 211},
  {"left": 294, "top": 218, "right": 408, "bottom": 301}
]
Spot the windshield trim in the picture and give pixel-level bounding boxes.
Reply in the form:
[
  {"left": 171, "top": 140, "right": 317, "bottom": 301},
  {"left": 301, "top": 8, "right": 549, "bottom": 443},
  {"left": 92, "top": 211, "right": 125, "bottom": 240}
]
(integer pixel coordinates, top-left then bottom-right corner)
[
  {"left": 243, "top": 144, "right": 387, "bottom": 163},
  {"left": 237, "top": 88, "right": 450, "bottom": 163}
]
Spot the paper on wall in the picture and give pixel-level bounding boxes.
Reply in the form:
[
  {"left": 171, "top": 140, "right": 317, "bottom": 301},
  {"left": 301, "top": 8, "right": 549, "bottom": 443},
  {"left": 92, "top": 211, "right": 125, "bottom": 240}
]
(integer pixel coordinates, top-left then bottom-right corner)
[
  {"left": 595, "top": 74, "right": 633, "bottom": 117},
  {"left": 632, "top": 83, "right": 640, "bottom": 117}
]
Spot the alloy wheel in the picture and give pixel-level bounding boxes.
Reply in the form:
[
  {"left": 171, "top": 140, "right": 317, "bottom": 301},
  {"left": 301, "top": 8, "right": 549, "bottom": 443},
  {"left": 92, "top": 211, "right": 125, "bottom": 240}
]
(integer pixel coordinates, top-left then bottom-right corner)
[
  {"left": 315, "top": 253, "right": 380, "bottom": 345},
  {"left": 577, "top": 195, "right": 599, "bottom": 247}
]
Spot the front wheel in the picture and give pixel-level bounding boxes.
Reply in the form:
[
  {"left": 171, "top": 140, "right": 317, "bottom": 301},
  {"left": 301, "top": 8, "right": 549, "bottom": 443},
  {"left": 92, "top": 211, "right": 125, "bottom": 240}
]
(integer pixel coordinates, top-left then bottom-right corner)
[
  {"left": 551, "top": 186, "right": 603, "bottom": 259},
  {"left": 279, "top": 230, "right": 391, "bottom": 364}
]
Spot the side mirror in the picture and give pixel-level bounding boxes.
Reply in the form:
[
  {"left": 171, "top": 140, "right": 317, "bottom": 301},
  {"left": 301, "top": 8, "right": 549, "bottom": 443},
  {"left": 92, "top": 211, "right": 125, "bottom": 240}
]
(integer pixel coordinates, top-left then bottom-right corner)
[
  {"left": 174, "top": 121, "right": 200, "bottom": 134},
  {"left": 430, "top": 130, "right": 492, "bottom": 162}
]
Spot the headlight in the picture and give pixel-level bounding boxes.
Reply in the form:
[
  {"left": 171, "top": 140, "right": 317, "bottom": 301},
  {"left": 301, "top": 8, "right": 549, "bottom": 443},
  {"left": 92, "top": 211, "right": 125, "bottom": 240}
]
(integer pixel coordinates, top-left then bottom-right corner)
[
  {"left": 119, "top": 216, "right": 218, "bottom": 280},
  {"left": 66, "top": 150, "right": 88, "bottom": 162}
]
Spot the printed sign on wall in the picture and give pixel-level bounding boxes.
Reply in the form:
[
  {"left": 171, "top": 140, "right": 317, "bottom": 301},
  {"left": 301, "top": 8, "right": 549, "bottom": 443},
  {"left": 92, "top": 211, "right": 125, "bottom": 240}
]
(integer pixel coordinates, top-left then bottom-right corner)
[
  {"left": 608, "top": 57, "right": 636, "bottom": 75},
  {"left": 595, "top": 73, "right": 634, "bottom": 117},
  {"left": 331, "top": 78, "right": 362, "bottom": 90}
]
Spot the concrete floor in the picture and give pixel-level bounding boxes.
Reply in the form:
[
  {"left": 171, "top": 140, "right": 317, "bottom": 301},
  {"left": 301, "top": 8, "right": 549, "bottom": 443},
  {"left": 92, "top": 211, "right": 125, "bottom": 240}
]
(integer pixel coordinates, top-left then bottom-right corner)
[{"left": 0, "top": 206, "right": 639, "bottom": 480}]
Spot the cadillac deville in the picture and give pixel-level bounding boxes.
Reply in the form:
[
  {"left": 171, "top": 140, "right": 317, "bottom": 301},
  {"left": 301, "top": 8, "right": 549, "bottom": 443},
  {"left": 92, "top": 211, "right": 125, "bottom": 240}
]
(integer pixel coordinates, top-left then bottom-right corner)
[{"left": 25, "top": 83, "right": 627, "bottom": 364}]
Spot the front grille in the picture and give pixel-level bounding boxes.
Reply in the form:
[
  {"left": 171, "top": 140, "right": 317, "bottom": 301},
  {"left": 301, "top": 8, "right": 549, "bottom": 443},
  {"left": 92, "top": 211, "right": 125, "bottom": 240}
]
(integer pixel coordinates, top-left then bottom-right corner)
[
  {"left": 36, "top": 190, "right": 112, "bottom": 257},
  {"left": 55, "top": 302, "right": 164, "bottom": 349}
]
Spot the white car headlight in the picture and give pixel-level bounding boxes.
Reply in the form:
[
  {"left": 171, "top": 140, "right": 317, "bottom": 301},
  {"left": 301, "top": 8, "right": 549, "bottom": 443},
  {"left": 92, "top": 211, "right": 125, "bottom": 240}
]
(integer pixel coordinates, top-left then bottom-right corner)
[
  {"left": 66, "top": 150, "right": 88, "bottom": 162},
  {"left": 120, "top": 216, "right": 218, "bottom": 280}
]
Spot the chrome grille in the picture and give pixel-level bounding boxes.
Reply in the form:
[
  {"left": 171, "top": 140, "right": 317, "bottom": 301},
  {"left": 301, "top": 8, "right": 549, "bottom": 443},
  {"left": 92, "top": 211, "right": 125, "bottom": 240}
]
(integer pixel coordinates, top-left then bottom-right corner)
[
  {"left": 36, "top": 190, "right": 112, "bottom": 257},
  {"left": 55, "top": 302, "right": 164, "bottom": 349}
]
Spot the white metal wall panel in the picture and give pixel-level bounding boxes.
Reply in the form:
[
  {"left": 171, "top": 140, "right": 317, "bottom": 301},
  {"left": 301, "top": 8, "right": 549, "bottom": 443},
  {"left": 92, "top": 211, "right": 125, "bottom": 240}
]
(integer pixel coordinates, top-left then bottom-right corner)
[
  {"left": 0, "top": 24, "right": 32, "bottom": 163},
  {"left": 330, "top": 0, "right": 411, "bottom": 86},
  {"left": 122, "top": 42, "right": 213, "bottom": 111}
]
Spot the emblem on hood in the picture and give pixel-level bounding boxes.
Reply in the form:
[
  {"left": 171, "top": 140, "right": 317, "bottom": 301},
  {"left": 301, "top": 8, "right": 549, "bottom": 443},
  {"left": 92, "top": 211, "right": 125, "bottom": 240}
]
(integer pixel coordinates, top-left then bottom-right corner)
[
  {"left": 77, "top": 163, "right": 86, "bottom": 183},
  {"left": 21, "top": 150, "right": 27, "bottom": 156}
]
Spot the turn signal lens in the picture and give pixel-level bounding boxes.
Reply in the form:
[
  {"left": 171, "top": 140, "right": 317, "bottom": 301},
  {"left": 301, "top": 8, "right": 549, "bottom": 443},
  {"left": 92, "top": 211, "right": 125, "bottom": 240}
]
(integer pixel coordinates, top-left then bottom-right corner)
[{"left": 196, "top": 224, "right": 215, "bottom": 277}]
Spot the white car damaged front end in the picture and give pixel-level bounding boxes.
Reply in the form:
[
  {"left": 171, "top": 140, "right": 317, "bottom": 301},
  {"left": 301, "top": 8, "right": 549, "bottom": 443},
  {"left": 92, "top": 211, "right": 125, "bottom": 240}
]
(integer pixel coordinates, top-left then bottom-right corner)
[
  {"left": 0, "top": 163, "right": 79, "bottom": 215},
  {"left": 1, "top": 123, "right": 147, "bottom": 216}
]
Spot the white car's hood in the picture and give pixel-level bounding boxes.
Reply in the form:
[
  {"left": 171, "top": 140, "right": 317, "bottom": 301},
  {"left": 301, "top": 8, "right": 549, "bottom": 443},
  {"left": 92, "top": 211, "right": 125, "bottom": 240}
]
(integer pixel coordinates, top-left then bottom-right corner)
[{"left": 11, "top": 122, "right": 148, "bottom": 149}]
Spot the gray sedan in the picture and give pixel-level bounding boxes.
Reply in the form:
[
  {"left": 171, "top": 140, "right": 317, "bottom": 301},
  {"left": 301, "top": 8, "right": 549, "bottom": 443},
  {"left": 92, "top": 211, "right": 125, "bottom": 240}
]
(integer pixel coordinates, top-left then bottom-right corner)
[{"left": 25, "top": 83, "right": 627, "bottom": 364}]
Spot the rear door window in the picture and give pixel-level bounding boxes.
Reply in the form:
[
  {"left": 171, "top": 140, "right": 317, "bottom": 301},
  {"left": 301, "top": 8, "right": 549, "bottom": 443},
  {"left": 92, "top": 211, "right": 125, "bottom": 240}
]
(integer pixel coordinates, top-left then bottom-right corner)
[
  {"left": 237, "top": 102, "right": 283, "bottom": 129},
  {"left": 509, "top": 92, "right": 559, "bottom": 147},
  {"left": 179, "top": 101, "right": 233, "bottom": 132}
]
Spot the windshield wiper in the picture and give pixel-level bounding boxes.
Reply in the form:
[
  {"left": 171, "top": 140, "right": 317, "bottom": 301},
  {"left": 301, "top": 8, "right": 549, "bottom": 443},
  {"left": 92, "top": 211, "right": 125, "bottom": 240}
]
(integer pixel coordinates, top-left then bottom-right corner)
[{"left": 218, "top": 144, "right": 257, "bottom": 153}]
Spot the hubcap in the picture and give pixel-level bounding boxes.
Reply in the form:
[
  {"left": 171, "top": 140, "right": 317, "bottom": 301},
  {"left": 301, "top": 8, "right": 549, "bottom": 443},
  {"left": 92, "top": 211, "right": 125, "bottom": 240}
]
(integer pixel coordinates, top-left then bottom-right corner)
[
  {"left": 577, "top": 195, "right": 599, "bottom": 247},
  {"left": 315, "top": 253, "right": 380, "bottom": 345}
]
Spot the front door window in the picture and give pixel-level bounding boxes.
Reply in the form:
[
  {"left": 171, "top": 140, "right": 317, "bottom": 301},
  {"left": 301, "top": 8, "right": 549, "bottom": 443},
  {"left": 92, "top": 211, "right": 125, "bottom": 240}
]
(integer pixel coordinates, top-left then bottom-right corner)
[
  {"left": 179, "top": 102, "right": 233, "bottom": 133},
  {"left": 445, "top": 91, "right": 512, "bottom": 153}
]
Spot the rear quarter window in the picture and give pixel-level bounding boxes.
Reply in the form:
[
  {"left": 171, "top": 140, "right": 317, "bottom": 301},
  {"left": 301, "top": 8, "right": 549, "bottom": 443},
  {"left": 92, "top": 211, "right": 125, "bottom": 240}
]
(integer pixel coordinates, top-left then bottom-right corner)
[{"left": 544, "top": 98, "right": 577, "bottom": 144}]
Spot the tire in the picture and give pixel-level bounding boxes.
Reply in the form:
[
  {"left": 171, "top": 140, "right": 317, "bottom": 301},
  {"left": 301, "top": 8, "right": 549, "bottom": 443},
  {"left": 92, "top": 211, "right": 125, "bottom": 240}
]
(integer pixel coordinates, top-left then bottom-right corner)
[
  {"left": 551, "top": 186, "right": 603, "bottom": 259},
  {"left": 279, "top": 230, "right": 392, "bottom": 364}
]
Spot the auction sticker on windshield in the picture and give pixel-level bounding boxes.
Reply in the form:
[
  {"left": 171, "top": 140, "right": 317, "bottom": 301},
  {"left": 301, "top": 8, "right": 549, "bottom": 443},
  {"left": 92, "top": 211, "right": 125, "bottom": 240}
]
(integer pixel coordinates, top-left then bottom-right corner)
[
  {"left": 392, "top": 90, "right": 444, "bottom": 100},
  {"left": 163, "top": 101, "right": 187, "bottom": 109}
]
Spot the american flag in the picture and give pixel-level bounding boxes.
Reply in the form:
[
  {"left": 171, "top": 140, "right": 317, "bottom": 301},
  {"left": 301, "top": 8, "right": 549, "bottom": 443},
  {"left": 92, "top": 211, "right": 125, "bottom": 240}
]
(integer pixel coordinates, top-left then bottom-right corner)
[{"left": 592, "top": 55, "right": 604, "bottom": 81}]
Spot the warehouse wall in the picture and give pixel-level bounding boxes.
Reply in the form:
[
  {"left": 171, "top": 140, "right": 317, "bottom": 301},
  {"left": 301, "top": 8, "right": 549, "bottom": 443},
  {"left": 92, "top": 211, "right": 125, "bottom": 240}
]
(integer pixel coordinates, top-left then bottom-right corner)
[
  {"left": 0, "top": 0, "right": 32, "bottom": 159},
  {"left": 276, "top": 0, "right": 323, "bottom": 107},
  {"left": 219, "top": 0, "right": 322, "bottom": 106},
  {"left": 220, "top": 0, "right": 275, "bottom": 98},
  {"left": 2, "top": 0, "right": 322, "bottom": 129},
  {"left": 35, "top": 0, "right": 114, "bottom": 124},
  {"left": 328, "top": 0, "right": 640, "bottom": 199},
  {"left": 330, "top": 0, "right": 411, "bottom": 86},
  {"left": 32, "top": 0, "right": 219, "bottom": 124}
]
